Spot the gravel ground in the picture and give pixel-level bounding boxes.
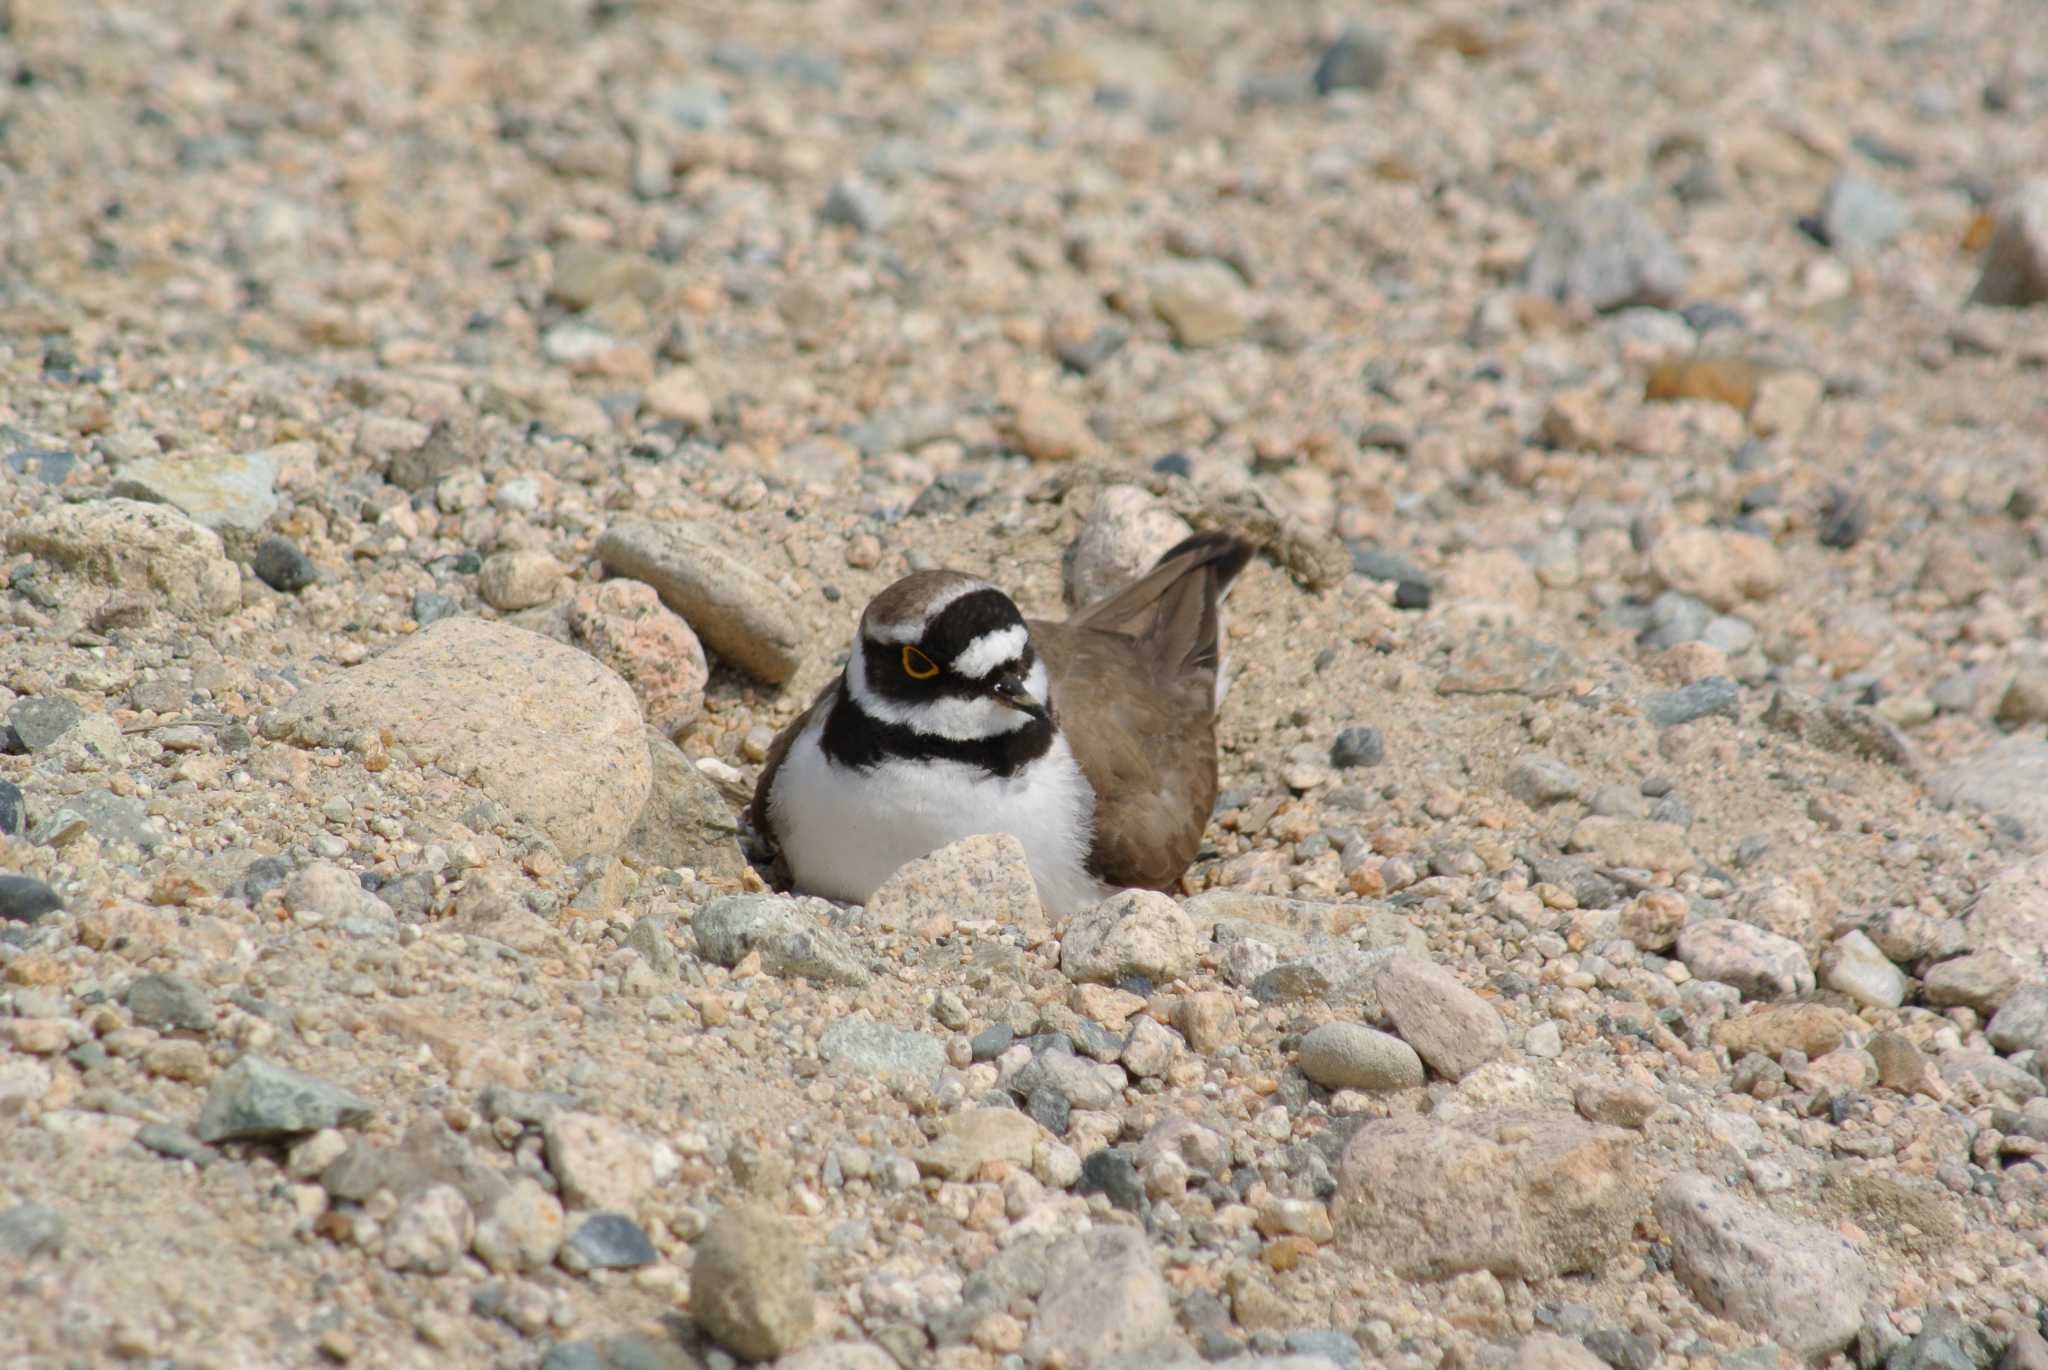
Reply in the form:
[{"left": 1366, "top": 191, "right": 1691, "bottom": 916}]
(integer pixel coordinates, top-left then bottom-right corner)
[{"left": 4, "top": 1, "right": 2048, "bottom": 1369}]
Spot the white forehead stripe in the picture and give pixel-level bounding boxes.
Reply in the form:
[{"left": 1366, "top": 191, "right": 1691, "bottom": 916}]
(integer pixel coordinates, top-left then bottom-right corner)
[
  {"left": 867, "top": 579, "right": 991, "bottom": 643},
  {"left": 952, "top": 625, "right": 1028, "bottom": 679}
]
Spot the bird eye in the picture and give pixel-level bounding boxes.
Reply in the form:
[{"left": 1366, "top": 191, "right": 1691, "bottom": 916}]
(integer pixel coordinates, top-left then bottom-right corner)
[{"left": 901, "top": 645, "right": 939, "bottom": 679}]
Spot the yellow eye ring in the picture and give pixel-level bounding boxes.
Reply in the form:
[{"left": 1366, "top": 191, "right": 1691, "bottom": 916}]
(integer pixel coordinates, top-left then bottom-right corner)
[{"left": 901, "top": 645, "right": 940, "bottom": 680}]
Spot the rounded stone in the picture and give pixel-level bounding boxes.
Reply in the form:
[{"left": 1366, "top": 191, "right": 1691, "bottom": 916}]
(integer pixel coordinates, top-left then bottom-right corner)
[{"left": 1297, "top": 1022, "right": 1425, "bottom": 1091}]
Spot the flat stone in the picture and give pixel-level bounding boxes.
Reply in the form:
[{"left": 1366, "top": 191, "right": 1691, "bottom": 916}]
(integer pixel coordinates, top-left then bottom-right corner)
[
  {"left": 818, "top": 1020, "right": 945, "bottom": 1089},
  {"left": 692, "top": 1204, "right": 819, "bottom": 1361},
  {"left": 1334, "top": 1112, "right": 1637, "bottom": 1279},
  {"left": 1922, "top": 950, "right": 2024, "bottom": 1015},
  {"left": 1643, "top": 677, "right": 1741, "bottom": 728},
  {"left": 595, "top": 522, "right": 803, "bottom": 683},
  {"left": 48, "top": 788, "right": 165, "bottom": 851},
  {"left": 6, "top": 497, "right": 241, "bottom": 616},
  {"left": 110, "top": 448, "right": 279, "bottom": 534},
  {"left": 915, "top": 1107, "right": 1045, "bottom": 1180},
  {"left": 1297, "top": 1022, "right": 1424, "bottom": 1091},
  {"left": 1566, "top": 817, "right": 1697, "bottom": 872},
  {"left": 124, "top": 972, "right": 216, "bottom": 1032},
  {"left": 194, "top": 1056, "right": 374, "bottom": 1143},
  {"left": 1676, "top": 920, "right": 1815, "bottom": 1000},
  {"left": 865, "top": 832, "right": 1045, "bottom": 930},
  {"left": 1061, "top": 889, "right": 1200, "bottom": 984},
  {"left": 1374, "top": 957, "right": 1507, "bottom": 1080},
  {"left": 1712, "top": 1003, "right": 1861, "bottom": 1060},
  {"left": 1655, "top": 1171, "right": 1872, "bottom": 1360},
  {"left": 8, "top": 695, "right": 81, "bottom": 750},
  {"left": 264, "top": 618, "right": 650, "bottom": 861},
  {"left": 693, "top": 895, "right": 869, "bottom": 986},
  {"left": 1025, "top": 1225, "right": 1173, "bottom": 1365}
]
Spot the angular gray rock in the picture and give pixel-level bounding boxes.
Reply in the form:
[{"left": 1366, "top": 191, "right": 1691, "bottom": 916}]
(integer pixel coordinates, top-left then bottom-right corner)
[
  {"left": 110, "top": 447, "right": 280, "bottom": 535},
  {"left": 620, "top": 728, "right": 745, "bottom": 878},
  {"left": 692, "top": 1204, "right": 819, "bottom": 1361},
  {"left": 1521, "top": 195, "right": 1690, "bottom": 313},
  {"left": 195, "top": 1056, "right": 374, "bottom": 1143},
  {"left": 1373, "top": 957, "right": 1506, "bottom": 1079},
  {"left": 1969, "top": 178, "right": 2048, "bottom": 307},
  {"left": 818, "top": 1020, "right": 945, "bottom": 1089},
  {"left": 693, "top": 895, "right": 869, "bottom": 986}
]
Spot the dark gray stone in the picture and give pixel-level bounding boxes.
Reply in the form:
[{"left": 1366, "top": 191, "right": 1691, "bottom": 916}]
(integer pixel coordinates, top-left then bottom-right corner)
[
  {"left": 1586, "top": 1326, "right": 1658, "bottom": 1370},
  {"left": 0, "top": 779, "right": 20, "bottom": 836},
  {"left": 411, "top": 591, "right": 461, "bottom": 627},
  {"left": 564, "top": 1213, "right": 659, "bottom": 1270},
  {"left": 0, "top": 874, "right": 61, "bottom": 923},
  {"left": 1078, "top": 1147, "right": 1143, "bottom": 1212},
  {"left": 231, "top": 855, "right": 291, "bottom": 904},
  {"left": 1644, "top": 677, "right": 1741, "bottom": 727},
  {"left": 194, "top": 1055, "right": 374, "bottom": 1142},
  {"left": 7, "top": 696, "right": 80, "bottom": 750},
  {"left": 694, "top": 894, "right": 868, "bottom": 986},
  {"left": 125, "top": 972, "right": 216, "bottom": 1032},
  {"left": 252, "top": 536, "right": 317, "bottom": 592},
  {"left": 1027, "top": 1085, "right": 1070, "bottom": 1136},
  {"left": 136, "top": 1122, "right": 220, "bottom": 1167},
  {"left": 1330, "top": 726, "right": 1384, "bottom": 769},
  {"left": 1313, "top": 24, "right": 1389, "bottom": 95},
  {"left": 970, "top": 1024, "right": 1014, "bottom": 1062},
  {"left": 621, "top": 729, "right": 746, "bottom": 879}
]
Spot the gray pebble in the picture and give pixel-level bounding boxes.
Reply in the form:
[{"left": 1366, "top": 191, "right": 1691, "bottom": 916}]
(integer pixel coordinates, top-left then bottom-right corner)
[
  {"left": 136, "top": 1122, "right": 220, "bottom": 1167},
  {"left": 1644, "top": 677, "right": 1741, "bottom": 727},
  {"left": 819, "top": 1019, "right": 945, "bottom": 1089},
  {"left": 7, "top": 695, "right": 81, "bottom": 750},
  {"left": 0, "top": 874, "right": 61, "bottom": 923},
  {"left": 1287, "top": 1328, "right": 1364, "bottom": 1369},
  {"left": 194, "top": 1055, "right": 375, "bottom": 1143},
  {"left": 0, "top": 778, "right": 20, "bottom": 836},
  {"left": 1523, "top": 194, "right": 1691, "bottom": 313},
  {"left": 1330, "top": 726, "right": 1384, "bottom": 769},
  {"left": 412, "top": 590, "right": 461, "bottom": 627},
  {"left": 561, "top": 1212, "right": 658, "bottom": 1271},
  {"left": 1505, "top": 755, "right": 1582, "bottom": 806},
  {"left": 1027, "top": 1086, "right": 1070, "bottom": 1135},
  {"left": 1078, "top": 1148, "right": 1143, "bottom": 1212},
  {"left": 1312, "top": 24, "right": 1389, "bottom": 95},
  {"left": 1815, "top": 175, "right": 1910, "bottom": 256},
  {"left": 819, "top": 176, "right": 893, "bottom": 234},
  {"left": 693, "top": 894, "right": 869, "bottom": 987},
  {"left": 0, "top": 1201, "right": 65, "bottom": 1260},
  {"left": 125, "top": 971, "right": 216, "bottom": 1032},
  {"left": 970, "top": 1024, "right": 1014, "bottom": 1062},
  {"left": 252, "top": 536, "right": 317, "bottom": 592}
]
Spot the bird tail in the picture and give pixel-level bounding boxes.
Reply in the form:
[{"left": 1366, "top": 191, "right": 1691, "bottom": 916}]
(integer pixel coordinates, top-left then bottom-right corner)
[{"left": 1068, "top": 530, "right": 1254, "bottom": 682}]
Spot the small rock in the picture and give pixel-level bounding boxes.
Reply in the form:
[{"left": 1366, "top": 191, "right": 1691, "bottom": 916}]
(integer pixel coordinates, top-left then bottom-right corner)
[
  {"left": 124, "top": 972, "right": 216, "bottom": 1032},
  {"left": 1987, "top": 983, "right": 2048, "bottom": 1055},
  {"left": 1007, "top": 391, "right": 1091, "bottom": 463},
  {"left": 1968, "top": 178, "right": 2048, "bottom": 307},
  {"left": 1312, "top": 24, "right": 1389, "bottom": 95},
  {"left": 473, "top": 1177, "right": 565, "bottom": 1273},
  {"left": 1060, "top": 889, "right": 1200, "bottom": 984},
  {"left": 252, "top": 537, "right": 318, "bottom": 593},
  {"left": 2000, "top": 1327, "right": 2048, "bottom": 1370},
  {"left": 595, "top": 522, "right": 803, "bottom": 684},
  {"left": 1643, "top": 677, "right": 1741, "bottom": 728},
  {"left": 1761, "top": 688, "right": 1914, "bottom": 768},
  {"left": 112, "top": 448, "right": 281, "bottom": 534},
  {"left": 478, "top": 550, "right": 563, "bottom": 611},
  {"left": 1676, "top": 920, "right": 1815, "bottom": 1000},
  {"left": 1574, "top": 1081, "right": 1661, "bottom": 1129},
  {"left": 1330, "top": 726, "right": 1384, "bottom": 769},
  {"left": 865, "top": 832, "right": 1045, "bottom": 931},
  {"left": 1335, "top": 1112, "right": 1637, "bottom": 1278},
  {"left": 384, "top": 1184, "right": 475, "bottom": 1274},
  {"left": 915, "top": 1107, "right": 1044, "bottom": 1181},
  {"left": 1649, "top": 528, "right": 1785, "bottom": 612},
  {"left": 1025, "top": 1225, "right": 1173, "bottom": 1365},
  {"left": 643, "top": 366, "right": 713, "bottom": 428},
  {"left": 1922, "top": 949, "right": 2023, "bottom": 1014},
  {"left": 135, "top": 1122, "right": 220, "bottom": 1167},
  {"left": 567, "top": 580, "right": 708, "bottom": 738},
  {"left": 6, "top": 497, "right": 241, "bottom": 616},
  {"left": 1655, "top": 1171, "right": 1872, "bottom": 1360},
  {"left": 1868, "top": 1031, "right": 1942, "bottom": 1097},
  {"left": 560, "top": 1212, "right": 657, "bottom": 1271},
  {"left": 1815, "top": 175, "right": 1910, "bottom": 255},
  {"left": 1997, "top": 670, "right": 2048, "bottom": 728},
  {"left": 194, "top": 1056, "right": 374, "bottom": 1142},
  {"left": 1820, "top": 931, "right": 1908, "bottom": 1009},
  {"left": 1011, "top": 1049, "right": 1124, "bottom": 1112},
  {"left": 1373, "top": 957, "right": 1507, "bottom": 1081},
  {"left": 1522, "top": 195, "right": 1690, "bottom": 313},
  {"left": 0, "top": 779, "right": 21, "bottom": 836},
  {"left": 1146, "top": 259, "right": 1251, "bottom": 348},
  {"left": 0, "top": 1202, "right": 65, "bottom": 1260},
  {"left": 0, "top": 874, "right": 62, "bottom": 923},
  {"left": 1297, "top": 1022, "right": 1424, "bottom": 1091},
  {"left": 8, "top": 696, "right": 81, "bottom": 750},
  {"left": 818, "top": 176, "right": 893, "bottom": 234},
  {"left": 1749, "top": 370, "right": 1825, "bottom": 439},
  {"left": 1713, "top": 1003, "right": 1861, "bottom": 1060},
  {"left": 542, "top": 1111, "right": 657, "bottom": 1213},
  {"left": 819, "top": 1020, "right": 945, "bottom": 1090},
  {"left": 1120, "top": 1015, "right": 1180, "bottom": 1078},
  {"left": 691, "top": 1204, "right": 819, "bottom": 1361},
  {"left": 1505, "top": 755, "right": 1582, "bottom": 806},
  {"left": 693, "top": 895, "right": 870, "bottom": 987},
  {"left": 1064, "top": 485, "right": 1193, "bottom": 608}
]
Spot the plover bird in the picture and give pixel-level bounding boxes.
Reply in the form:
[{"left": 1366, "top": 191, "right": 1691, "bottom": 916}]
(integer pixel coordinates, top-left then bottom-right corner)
[{"left": 749, "top": 531, "right": 1253, "bottom": 915}]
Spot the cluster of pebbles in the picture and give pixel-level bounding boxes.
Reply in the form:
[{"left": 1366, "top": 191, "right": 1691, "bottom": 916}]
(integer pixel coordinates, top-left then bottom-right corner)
[{"left": 4, "top": 0, "right": 2048, "bottom": 1368}]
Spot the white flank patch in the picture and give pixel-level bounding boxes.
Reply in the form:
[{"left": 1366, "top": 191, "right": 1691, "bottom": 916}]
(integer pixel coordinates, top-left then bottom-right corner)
[
  {"left": 768, "top": 712, "right": 1111, "bottom": 916},
  {"left": 844, "top": 640, "right": 1032, "bottom": 740},
  {"left": 866, "top": 578, "right": 990, "bottom": 643},
  {"left": 951, "top": 624, "right": 1028, "bottom": 679}
]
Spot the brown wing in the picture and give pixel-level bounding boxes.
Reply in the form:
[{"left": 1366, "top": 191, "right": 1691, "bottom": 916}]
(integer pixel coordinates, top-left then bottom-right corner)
[
  {"left": 747, "top": 678, "right": 839, "bottom": 851},
  {"left": 1033, "top": 620, "right": 1220, "bottom": 892}
]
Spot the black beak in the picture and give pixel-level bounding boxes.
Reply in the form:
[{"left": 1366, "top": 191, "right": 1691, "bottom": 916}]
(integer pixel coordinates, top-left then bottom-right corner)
[{"left": 990, "top": 671, "right": 1048, "bottom": 720}]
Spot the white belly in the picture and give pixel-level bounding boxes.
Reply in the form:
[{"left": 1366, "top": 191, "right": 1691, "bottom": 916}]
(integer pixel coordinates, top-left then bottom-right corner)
[{"left": 767, "top": 717, "right": 1111, "bottom": 917}]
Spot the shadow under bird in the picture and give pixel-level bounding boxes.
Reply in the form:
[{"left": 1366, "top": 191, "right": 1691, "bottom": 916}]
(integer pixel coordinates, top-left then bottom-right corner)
[{"left": 749, "top": 531, "right": 1255, "bottom": 915}]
